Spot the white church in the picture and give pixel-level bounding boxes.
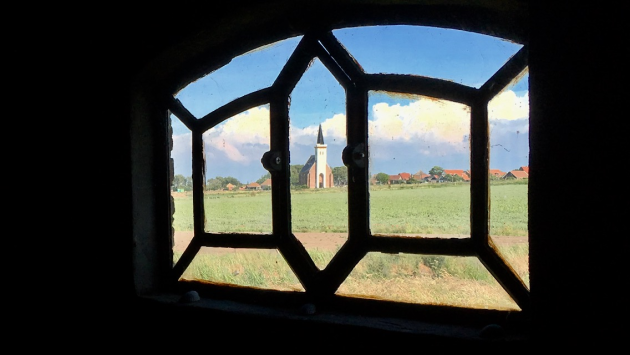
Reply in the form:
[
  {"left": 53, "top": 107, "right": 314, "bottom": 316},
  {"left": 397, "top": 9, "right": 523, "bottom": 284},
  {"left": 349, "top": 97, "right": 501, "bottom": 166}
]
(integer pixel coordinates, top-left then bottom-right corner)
[{"left": 298, "top": 124, "right": 334, "bottom": 188}]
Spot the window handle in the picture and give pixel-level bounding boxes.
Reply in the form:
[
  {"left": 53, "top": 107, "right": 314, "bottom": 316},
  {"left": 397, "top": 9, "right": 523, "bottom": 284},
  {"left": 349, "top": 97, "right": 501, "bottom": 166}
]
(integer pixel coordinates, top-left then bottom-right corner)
[
  {"left": 342, "top": 143, "right": 366, "bottom": 168},
  {"left": 261, "top": 150, "right": 283, "bottom": 172}
]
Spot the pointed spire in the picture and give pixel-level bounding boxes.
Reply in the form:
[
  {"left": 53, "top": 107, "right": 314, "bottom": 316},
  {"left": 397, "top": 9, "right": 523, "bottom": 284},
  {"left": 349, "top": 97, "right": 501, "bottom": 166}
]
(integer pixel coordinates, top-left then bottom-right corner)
[{"left": 317, "top": 124, "right": 324, "bottom": 144}]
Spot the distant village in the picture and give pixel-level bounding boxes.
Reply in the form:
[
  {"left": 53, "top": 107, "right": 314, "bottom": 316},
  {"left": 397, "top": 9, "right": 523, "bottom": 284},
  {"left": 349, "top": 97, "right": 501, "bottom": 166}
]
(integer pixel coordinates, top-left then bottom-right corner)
[
  {"left": 212, "top": 166, "right": 529, "bottom": 192},
  {"left": 375, "top": 166, "right": 530, "bottom": 186}
]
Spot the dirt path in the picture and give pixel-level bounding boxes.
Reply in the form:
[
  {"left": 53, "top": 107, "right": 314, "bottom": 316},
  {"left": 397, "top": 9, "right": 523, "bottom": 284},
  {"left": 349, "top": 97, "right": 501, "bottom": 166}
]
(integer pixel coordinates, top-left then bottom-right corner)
[{"left": 174, "top": 231, "right": 526, "bottom": 254}]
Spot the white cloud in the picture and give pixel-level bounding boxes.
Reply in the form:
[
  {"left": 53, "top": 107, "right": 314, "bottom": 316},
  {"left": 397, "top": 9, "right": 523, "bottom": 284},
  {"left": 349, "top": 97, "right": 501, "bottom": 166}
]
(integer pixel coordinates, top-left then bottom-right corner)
[
  {"left": 489, "top": 90, "right": 529, "bottom": 121},
  {"left": 369, "top": 97, "right": 471, "bottom": 155},
  {"left": 202, "top": 106, "right": 271, "bottom": 164}
]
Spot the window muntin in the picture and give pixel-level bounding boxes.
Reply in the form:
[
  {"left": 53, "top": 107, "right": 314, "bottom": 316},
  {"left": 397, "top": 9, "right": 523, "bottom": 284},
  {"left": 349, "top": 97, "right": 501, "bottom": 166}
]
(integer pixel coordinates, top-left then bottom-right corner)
[{"left": 168, "top": 26, "right": 529, "bottom": 312}]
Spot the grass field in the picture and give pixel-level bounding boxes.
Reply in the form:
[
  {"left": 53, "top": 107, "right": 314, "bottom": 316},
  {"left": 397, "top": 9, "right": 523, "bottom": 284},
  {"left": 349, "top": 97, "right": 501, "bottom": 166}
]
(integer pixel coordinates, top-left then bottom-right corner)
[
  {"left": 172, "top": 180, "right": 528, "bottom": 236},
  {"left": 172, "top": 180, "right": 529, "bottom": 309}
]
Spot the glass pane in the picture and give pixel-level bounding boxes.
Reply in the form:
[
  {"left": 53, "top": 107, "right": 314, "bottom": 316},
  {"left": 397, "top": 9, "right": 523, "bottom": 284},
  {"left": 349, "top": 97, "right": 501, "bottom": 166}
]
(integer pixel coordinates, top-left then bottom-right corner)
[
  {"left": 368, "top": 91, "right": 471, "bottom": 237},
  {"left": 175, "top": 36, "right": 302, "bottom": 117},
  {"left": 179, "top": 247, "right": 304, "bottom": 292},
  {"left": 170, "top": 113, "right": 194, "bottom": 265},
  {"left": 488, "top": 69, "right": 530, "bottom": 288},
  {"left": 289, "top": 58, "right": 348, "bottom": 269},
  {"left": 333, "top": 25, "right": 522, "bottom": 88},
  {"left": 337, "top": 253, "right": 519, "bottom": 310},
  {"left": 203, "top": 105, "right": 272, "bottom": 233}
]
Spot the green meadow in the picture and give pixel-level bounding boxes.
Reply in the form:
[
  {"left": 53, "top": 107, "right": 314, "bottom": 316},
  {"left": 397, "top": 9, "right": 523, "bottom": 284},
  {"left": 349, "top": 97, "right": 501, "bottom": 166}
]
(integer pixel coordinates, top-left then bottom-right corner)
[
  {"left": 172, "top": 180, "right": 528, "bottom": 237},
  {"left": 172, "top": 181, "right": 529, "bottom": 309}
]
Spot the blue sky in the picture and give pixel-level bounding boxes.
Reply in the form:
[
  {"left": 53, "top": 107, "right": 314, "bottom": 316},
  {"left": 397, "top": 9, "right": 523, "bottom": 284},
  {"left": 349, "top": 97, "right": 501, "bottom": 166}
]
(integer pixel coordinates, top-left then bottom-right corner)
[{"left": 172, "top": 25, "right": 528, "bottom": 183}]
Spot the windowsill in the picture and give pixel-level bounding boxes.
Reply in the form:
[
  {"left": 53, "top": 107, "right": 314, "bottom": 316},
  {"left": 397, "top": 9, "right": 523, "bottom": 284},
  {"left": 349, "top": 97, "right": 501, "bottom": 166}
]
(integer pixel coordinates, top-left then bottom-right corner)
[{"left": 136, "top": 292, "right": 530, "bottom": 346}]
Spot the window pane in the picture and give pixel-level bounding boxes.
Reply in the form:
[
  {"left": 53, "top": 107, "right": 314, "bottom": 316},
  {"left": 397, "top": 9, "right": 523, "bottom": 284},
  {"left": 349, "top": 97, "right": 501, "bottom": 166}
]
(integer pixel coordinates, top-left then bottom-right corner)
[
  {"left": 488, "top": 69, "right": 529, "bottom": 288},
  {"left": 289, "top": 58, "right": 348, "bottom": 269},
  {"left": 337, "top": 253, "right": 520, "bottom": 310},
  {"left": 175, "top": 36, "right": 302, "bottom": 117},
  {"left": 203, "top": 106, "right": 272, "bottom": 233},
  {"left": 368, "top": 91, "right": 471, "bottom": 237},
  {"left": 333, "top": 25, "right": 522, "bottom": 88},
  {"left": 170, "top": 113, "right": 194, "bottom": 265},
  {"left": 179, "top": 247, "right": 304, "bottom": 292}
]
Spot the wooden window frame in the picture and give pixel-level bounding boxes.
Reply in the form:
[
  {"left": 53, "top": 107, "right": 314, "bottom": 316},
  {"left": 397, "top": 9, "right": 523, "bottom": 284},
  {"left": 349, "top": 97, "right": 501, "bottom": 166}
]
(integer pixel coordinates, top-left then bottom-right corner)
[{"left": 131, "top": 2, "right": 531, "bottom": 340}]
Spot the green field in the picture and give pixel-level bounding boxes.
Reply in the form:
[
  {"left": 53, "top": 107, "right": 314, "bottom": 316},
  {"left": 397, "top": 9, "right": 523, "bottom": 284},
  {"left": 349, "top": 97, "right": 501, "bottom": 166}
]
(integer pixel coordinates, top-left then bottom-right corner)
[
  {"left": 172, "top": 180, "right": 528, "bottom": 236},
  {"left": 172, "top": 181, "right": 529, "bottom": 309}
]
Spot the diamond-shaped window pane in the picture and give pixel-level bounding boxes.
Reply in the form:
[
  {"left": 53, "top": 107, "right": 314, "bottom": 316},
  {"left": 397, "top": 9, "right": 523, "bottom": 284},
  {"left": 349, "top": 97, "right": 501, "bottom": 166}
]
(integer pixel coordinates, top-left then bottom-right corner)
[{"left": 289, "top": 58, "right": 348, "bottom": 269}]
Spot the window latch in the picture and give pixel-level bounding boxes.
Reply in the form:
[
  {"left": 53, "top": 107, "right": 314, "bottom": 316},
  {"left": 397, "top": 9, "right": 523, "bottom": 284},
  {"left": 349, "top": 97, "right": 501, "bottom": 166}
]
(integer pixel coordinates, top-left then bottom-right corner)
[
  {"left": 342, "top": 143, "right": 366, "bottom": 168},
  {"left": 261, "top": 151, "right": 283, "bottom": 172}
]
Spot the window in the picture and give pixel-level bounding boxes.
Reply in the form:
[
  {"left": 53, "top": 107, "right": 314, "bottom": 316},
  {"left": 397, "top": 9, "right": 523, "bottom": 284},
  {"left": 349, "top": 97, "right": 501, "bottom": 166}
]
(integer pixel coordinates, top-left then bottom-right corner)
[{"left": 132, "top": 3, "right": 531, "bottom": 338}]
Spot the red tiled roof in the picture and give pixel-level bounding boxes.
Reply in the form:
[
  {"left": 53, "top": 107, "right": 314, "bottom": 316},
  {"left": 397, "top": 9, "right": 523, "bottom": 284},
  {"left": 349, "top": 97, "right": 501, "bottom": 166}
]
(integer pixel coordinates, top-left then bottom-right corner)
[
  {"left": 489, "top": 169, "right": 505, "bottom": 177},
  {"left": 414, "top": 173, "right": 431, "bottom": 180},
  {"left": 399, "top": 172, "right": 411, "bottom": 180},
  {"left": 443, "top": 169, "right": 470, "bottom": 181},
  {"left": 519, "top": 166, "right": 529, "bottom": 173},
  {"left": 507, "top": 170, "right": 529, "bottom": 179},
  {"left": 260, "top": 179, "right": 271, "bottom": 187}
]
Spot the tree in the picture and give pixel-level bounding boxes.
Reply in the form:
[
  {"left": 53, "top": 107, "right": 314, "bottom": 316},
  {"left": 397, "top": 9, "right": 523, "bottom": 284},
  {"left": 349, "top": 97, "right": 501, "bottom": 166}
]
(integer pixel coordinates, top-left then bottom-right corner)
[
  {"left": 443, "top": 174, "right": 463, "bottom": 183},
  {"left": 332, "top": 166, "right": 347, "bottom": 185},
  {"left": 206, "top": 178, "right": 223, "bottom": 190},
  {"left": 375, "top": 172, "right": 389, "bottom": 185},
  {"left": 289, "top": 164, "right": 304, "bottom": 186},
  {"left": 429, "top": 166, "right": 444, "bottom": 177},
  {"left": 206, "top": 176, "right": 241, "bottom": 190}
]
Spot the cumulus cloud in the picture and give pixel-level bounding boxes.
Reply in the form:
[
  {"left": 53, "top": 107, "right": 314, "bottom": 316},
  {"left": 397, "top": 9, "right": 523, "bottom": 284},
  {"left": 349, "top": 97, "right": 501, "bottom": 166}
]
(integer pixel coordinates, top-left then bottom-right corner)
[
  {"left": 369, "top": 97, "right": 471, "bottom": 145},
  {"left": 203, "top": 106, "right": 271, "bottom": 164},
  {"left": 489, "top": 90, "right": 529, "bottom": 121}
]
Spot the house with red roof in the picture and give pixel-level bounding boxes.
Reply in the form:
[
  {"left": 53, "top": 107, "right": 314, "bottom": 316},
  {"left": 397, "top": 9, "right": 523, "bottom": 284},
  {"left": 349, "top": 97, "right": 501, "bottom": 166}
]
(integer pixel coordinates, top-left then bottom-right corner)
[
  {"left": 504, "top": 170, "right": 529, "bottom": 179},
  {"left": 260, "top": 178, "right": 272, "bottom": 190},
  {"left": 442, "top": 169, "right": 471, "bottom": 182},
  {"left": 489, "top": 169, "right": 506, "bottom": 178},
  {"left": 246, "top": 182, "right": 262, "bottom": 190},
  {"left": 389, "top": 172, "right": 411, "bottom": 184}
]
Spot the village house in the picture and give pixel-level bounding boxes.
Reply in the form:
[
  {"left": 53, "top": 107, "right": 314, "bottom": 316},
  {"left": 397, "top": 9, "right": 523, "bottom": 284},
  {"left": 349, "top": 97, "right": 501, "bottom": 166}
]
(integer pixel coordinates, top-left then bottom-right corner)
[
  {"left": 442, "top": 169, "right": 471, "bottom": 182},
  {"left": 504, "top": 170, "right": 529, "bottom": 179},
  {"left": 260, "top": 178, "right": 272, "bottom": 190}
]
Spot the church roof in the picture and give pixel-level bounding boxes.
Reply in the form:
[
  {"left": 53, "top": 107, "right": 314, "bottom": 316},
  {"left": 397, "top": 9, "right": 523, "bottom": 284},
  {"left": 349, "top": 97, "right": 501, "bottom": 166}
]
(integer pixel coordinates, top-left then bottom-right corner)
[
  {"left": 300, "top": 155, "right": 316, "bottom": 173},
  {"left": 317, "top": 124, "right": 324, "bottom": 144}
]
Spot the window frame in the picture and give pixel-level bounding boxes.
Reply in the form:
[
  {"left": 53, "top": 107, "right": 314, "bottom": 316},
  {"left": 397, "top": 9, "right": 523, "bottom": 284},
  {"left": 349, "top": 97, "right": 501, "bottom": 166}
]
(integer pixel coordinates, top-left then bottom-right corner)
[{"left": 131, "top": 1, "right": 531, "bottom": 338}]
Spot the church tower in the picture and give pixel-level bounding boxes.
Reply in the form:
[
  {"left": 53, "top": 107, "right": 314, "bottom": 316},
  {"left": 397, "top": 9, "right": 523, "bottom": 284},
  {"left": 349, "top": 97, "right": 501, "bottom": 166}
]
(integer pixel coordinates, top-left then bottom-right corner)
[{"left": 315, "top": 124, "right": 328, "bottom": 188}]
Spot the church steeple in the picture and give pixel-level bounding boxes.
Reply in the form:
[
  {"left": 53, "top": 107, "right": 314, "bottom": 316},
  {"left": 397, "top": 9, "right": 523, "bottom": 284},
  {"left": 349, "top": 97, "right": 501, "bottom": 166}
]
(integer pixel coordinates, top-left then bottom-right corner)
[
  {"left": 314, "top": 124, "right": 328, "bottom": 188},
  {"left": 317, "top": 124, "right": 325, "bottom": 145}
]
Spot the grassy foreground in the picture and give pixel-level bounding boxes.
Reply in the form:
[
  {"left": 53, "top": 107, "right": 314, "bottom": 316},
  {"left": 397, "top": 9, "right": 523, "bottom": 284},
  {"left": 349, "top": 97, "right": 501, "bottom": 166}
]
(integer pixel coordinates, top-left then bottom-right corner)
[{"left": 172, "top": 181, "right": 529, "bottom": 309}]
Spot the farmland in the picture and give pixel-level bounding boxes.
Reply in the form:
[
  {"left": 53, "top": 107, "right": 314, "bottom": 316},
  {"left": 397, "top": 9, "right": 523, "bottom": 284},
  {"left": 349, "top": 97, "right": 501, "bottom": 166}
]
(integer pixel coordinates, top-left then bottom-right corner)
[
  {"left": 171, "top": 180, "right": 529, "bottom": 309},
  {"left": 171, "top": 180, "right": 528, "bottom": 237}
]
